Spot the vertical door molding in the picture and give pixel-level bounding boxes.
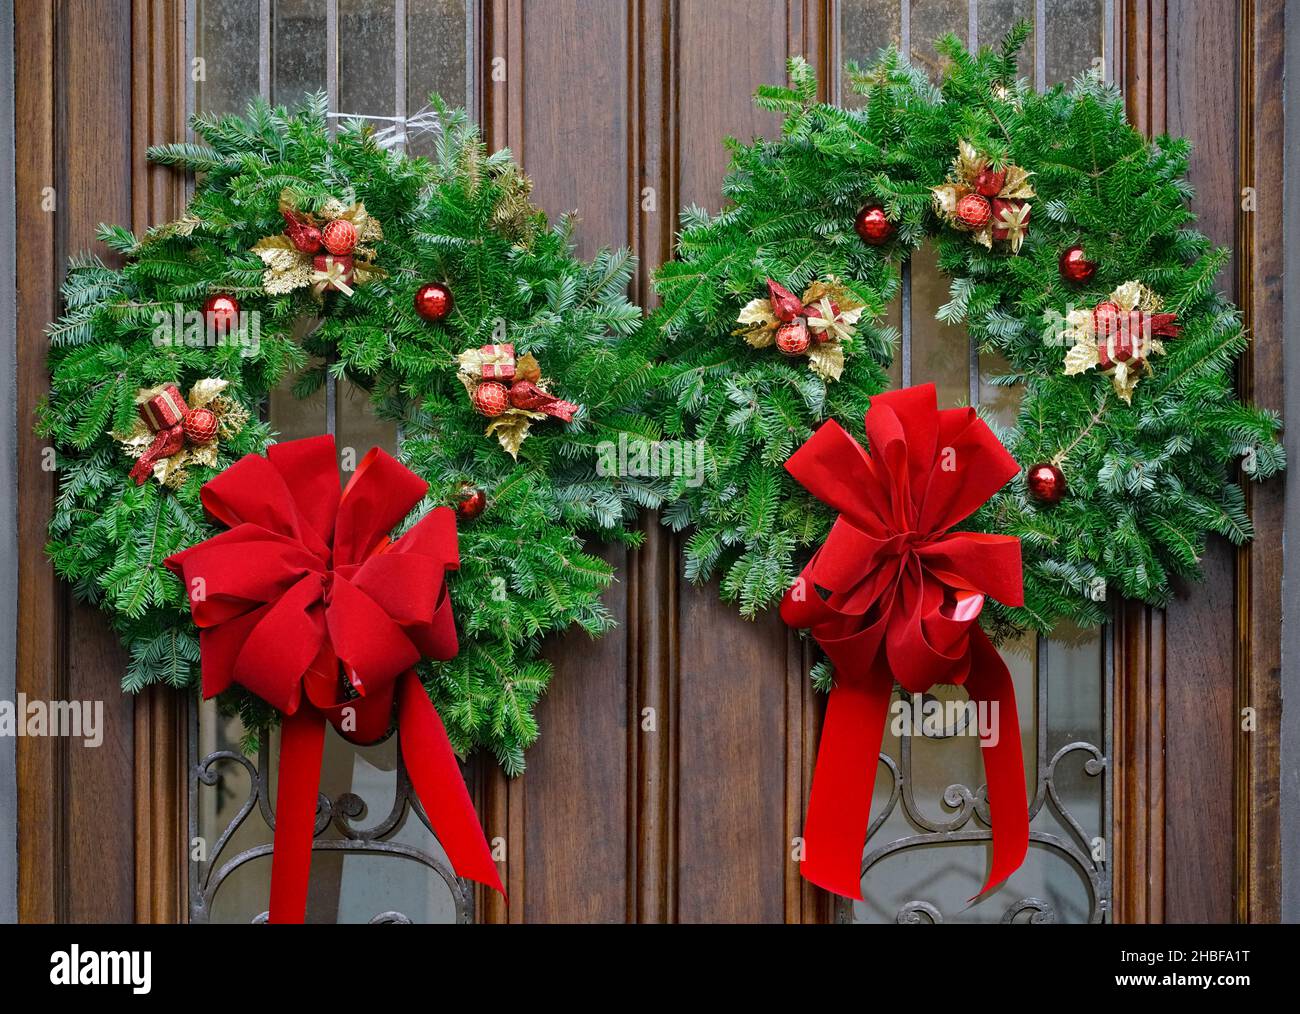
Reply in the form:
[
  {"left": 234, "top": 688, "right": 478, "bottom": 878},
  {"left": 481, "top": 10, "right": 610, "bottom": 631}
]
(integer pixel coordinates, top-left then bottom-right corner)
[
  {"left": 13, "top": 0, "right": 60, "bottom": 925},
  {"left": 129, "top": 0, "right": 190, "bottom": 923}
]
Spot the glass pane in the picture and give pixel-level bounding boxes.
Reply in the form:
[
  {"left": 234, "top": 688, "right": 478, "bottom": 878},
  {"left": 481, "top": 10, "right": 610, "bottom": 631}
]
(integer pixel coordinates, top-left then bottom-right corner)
[
  {"left": 837, "top": 0, "right": 1111, "bottom": 925},
  {"left": 909, "top": 242, "right": 970, "bottom": 408},
  {"left": 909, "top": 0, "right": 968, "bottom": 80},
  {"left": 407, "top": 0, "right": 472, "bottom": 156},
  {"left": 1045, "top": 0, "right": 1105, "bottom": 85},
  {"left": 194, "top": 702, "right": 470, "bottom": 923},
  {"left": 337, "top": 378, "right": 400, "bottom": 458},
  {"left": 272, "top": 0, "right": 328, "bottom": 108},
  {"left": 193, "top": 0, "right": 480, "bottom": 925},
  {"left": 196, "top": 0, "right": 262, "bottom": 114},
  {"left": 339, "top": 0, "right": 398, "bottom": 119},
  {"left": 979, "top": 0, "right": 1035, "bottom": 79},
  {"left": 839, "top": 0, "right": 901, "bottom": 108}
]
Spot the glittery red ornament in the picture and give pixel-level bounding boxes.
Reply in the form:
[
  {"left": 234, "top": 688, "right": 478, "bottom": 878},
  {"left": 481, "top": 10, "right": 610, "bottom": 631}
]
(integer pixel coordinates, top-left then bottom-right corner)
[
  {"left": 775, "top": 318, "right": 810, "bottom": 356},
  {"left": 854, "top": 204, "right": 895, "bottom": 246},
  {"left": 321, "top": 218, "right": 358, "bottom": 256},
  {"left": 454, "top": 484, "right": 487, "bottom": 521},
  {"left": 1058, "top": 245, "right": 1097, "bottom": 285},
  {"left": 766, "top": 279, "right": 804, "bottom": 322},
  {"left": 281, "top": 211, "right": 322, "bottom": 254},
  {"left": 203, "top": 294, "right": 240, "bottom": 336},
  {"left": 182, "top": 407, "right": 219, "bottom": 445},
  {"left": 1092, "top": 300, "right": 1121, "bottom": 341},
  {"left": 974, "top": 167, "right": 1007, "bottom": 197},
  {"left": 1026, "top": 462, "right": 1067, "bottom": 505},
  {"left": 956, "top": 193, "right": 992, "bottom": 229},
  {"left": 472, "top": 381, "right": 509, "bottom": 417},
  {"left": 414, "top": 282, "right": 454, "bottom": 323}
]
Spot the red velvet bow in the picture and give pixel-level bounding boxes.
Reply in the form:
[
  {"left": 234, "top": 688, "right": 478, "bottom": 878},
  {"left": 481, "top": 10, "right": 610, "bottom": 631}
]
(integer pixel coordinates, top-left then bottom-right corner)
[
  {"left": 165, "top": 435, "right": 503, "bottom": 921},
  {"left": 780, "top": 384, "right": 1029, "bottom": 901}
]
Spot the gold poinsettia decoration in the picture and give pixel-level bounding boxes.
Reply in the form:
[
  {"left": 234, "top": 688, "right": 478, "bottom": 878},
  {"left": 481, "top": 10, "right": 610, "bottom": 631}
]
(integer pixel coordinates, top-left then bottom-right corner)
[
  {"left": 735, "top": 277, "right": 865, "bottom": 382},
  {"left": 931, "top": 139, "right": 1036, "bottom": 253},
  {"left": 1061, "top": 281, "right": 1182, "bottom": 404},
  {"left": 456, "top": 344, "right": 579, "bottom": 459},
  {"left": 251, "top": 190, "right": 386, "bottom": 299},
  {"left": 114, "top": 378, "right": 250, "bottom": 489}
]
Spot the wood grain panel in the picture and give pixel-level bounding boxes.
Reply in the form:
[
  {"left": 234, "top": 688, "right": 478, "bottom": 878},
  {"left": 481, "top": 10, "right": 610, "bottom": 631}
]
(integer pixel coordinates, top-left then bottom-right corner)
[
  {"left": 484, "top": 0, "right": 635, "bottom": 922},
  {"left": 672, "top": 0, "right": 815, "bottom": 924},
  {"left": 1234, "top": 0, "right": 1284, "bottom": 924},
  {"left": 1161, "top": 0, "right": 1239, "bottom": 925},
  {"left": 14, "top": 0, "right": 63, "bottom": 925},
  {"left": 130, "top": 0, "right": 190, "bottom": 925},
  {"left": 58, "top": 0, "right": 137, "bottom": 924}
]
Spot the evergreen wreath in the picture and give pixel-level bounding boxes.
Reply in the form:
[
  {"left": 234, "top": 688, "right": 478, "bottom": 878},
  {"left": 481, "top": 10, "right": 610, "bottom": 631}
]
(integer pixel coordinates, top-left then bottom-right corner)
[
  {"left": 40, "top": 96, "right": 662, "bottom": 773},
  {"left": 649, "top": 26, "right": 1284, "bottom": 650}
]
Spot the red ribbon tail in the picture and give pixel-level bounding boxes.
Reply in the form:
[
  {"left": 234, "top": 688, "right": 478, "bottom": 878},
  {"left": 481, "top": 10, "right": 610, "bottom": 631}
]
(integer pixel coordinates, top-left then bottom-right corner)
[
  {"left": 268, "top": 706, "right": 326, "bottom": 923},
  {"left": 966, "top": 627, "right": 1030, "bottom": 899},
  {"left": 397, "top": 671, "right": 505, "bottom": 897},
  {"left": 800, "top": 669, "right": 893, "bottom": 900}
]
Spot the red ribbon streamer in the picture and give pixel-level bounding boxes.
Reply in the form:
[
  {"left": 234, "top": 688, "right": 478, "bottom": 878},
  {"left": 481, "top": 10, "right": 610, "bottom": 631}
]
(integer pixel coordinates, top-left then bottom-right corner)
[
  {"left": 779, "top": 384, "right": 1029, "bottom": 901},
  {"left": 166, "top": 435, "right": 503, "bottom": 921}
]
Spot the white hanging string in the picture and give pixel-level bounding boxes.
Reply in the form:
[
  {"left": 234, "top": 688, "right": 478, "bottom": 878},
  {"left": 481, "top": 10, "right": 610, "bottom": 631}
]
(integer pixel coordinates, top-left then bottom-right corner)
[{"left": 326, "top": 106, "right": 443, "bottom": 150}]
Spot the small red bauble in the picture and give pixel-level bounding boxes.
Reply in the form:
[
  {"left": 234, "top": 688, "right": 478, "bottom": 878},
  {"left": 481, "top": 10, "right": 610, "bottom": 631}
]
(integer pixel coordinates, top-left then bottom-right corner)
[
  {"left": 321, "top": 218, "right": 358, "bottom": 256},
  {"left": 203, "top": 294, "right": 240, "bottom": 335},
  {"left": 766, "top": 278, "right": 804, "bottom": 322},
  {"left": 854, "top": 204, "right": 895, "bottom": 246},
  {"left": 974, "top": 167, "right": 1007, "bottom": 197},
  {"left": 414, "top": 282, "right": 454, "bottom": 323},
  {"left": 775, "top": 318, "right": 810, "bottom": 356},
  {"left": 956, "top": 193, "right": 992, "bottom": 229},
  {"left": 472, "top": 381, "right": 509, "bottom": 417},
  {"left": 1092, "top": 300, "right": 1121, "bottom": 339},
  {"left": 1059, "top": 245, "right": 1097, "bottom": 285},
  {"left": 1026, "top": 462, "right": 1067, "bottom": 505},
  {"left": 454, "top": 484, "right": 487, "bottom": 521},
  {"left": 182, "top": 407, "right": 219, "bottom": 445}
]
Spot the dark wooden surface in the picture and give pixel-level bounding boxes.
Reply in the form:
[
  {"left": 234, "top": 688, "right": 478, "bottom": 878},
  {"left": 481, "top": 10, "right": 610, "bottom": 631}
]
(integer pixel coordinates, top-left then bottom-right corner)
[{"left": 11, "top": 0, "right": 1286, "bottom": 923}]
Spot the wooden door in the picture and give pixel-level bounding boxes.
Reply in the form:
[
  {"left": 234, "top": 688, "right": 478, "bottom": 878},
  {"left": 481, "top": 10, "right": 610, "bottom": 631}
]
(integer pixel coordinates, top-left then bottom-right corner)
[{"left": 11, "top": 0, "right": 1285, "bottom": 923}]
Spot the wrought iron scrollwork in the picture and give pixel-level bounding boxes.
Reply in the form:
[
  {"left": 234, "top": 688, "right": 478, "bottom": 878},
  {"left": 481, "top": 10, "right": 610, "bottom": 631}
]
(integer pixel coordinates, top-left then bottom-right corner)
[
  {"left": 189, "top": 707, "right": 473, "bottom": 924},
  {"left": 841, "top": 632, "right": 1112, "bottom": 924}
]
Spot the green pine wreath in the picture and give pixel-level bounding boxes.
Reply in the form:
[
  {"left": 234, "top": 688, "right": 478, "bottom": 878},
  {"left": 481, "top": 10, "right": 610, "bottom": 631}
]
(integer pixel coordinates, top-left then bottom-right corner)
[
  {"left": 649, "top": 27, "right": 1283, "bottom": 650},
  {"left": 40, "top": 97, "right": 663, "bottom": 772}
]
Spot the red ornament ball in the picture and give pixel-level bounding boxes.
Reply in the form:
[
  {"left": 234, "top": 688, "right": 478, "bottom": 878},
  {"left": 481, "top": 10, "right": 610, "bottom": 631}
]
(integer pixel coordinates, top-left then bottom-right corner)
[
  {"left": 321, "top": 218, "right": 358, "bottom": 256},
  {"left": 182, "top": 407, "right": 219, "bottom": 445},
  {"left": 454, "top": 484, "right": 487, "bottom": 521},
  {"left": 472, "top": 381, "right": 510, "bottom": 417},
  {"left": 1059, "top": 245, "right": 1098, "bottom": 285},
  {"left": 775, "top": 318, "right": 810, "bottom": 356},
  {"left": 854, "top": 204, "right": 896, "bottom": 246},
  {"left": 956, "top": 193, "right": 992, "bottom": 229},
  {"left": 414, "top": 282, "right": 454, "bottom": 323},
  {"left": 1026, "top": 462, "right": 1067, "bottom": 505},
  {"left": 1092, "top": 300, "right": 1121, "bottom": 340},
  {"left": 203, "top": 294, "right": 240, "bottom": 336},
  {"left": 974, "top": 167, "right": 1007, "bottom": 197}
]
